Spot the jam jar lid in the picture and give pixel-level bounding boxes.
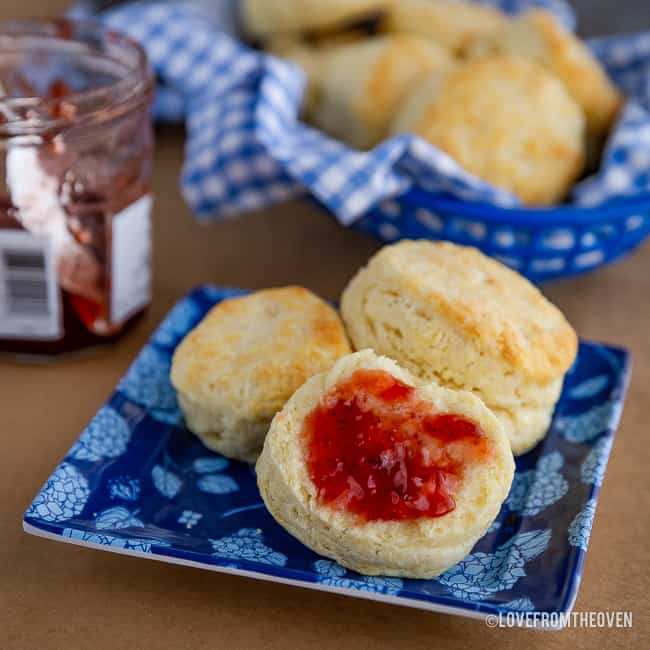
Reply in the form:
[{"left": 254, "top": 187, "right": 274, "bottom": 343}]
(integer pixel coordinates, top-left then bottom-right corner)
[{"left": 0, "top": 18, "right": 154, "bottom": 138}]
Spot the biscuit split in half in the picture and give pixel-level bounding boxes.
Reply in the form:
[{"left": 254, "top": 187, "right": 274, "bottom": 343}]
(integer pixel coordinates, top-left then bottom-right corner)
[
  {"left": 257, "top": 349, "right": 514, "bottom": 578},
  {"left": 171, "top": 286, "right": 351, "bottom": 462},
  {"left": 341, "top": 241, "right": 578, "bottom": 455}
]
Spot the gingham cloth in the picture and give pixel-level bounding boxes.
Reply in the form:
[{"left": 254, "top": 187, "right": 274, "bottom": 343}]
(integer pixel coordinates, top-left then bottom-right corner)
[{"left": 92, "top": 1, "right": 650, "bottom": 222}]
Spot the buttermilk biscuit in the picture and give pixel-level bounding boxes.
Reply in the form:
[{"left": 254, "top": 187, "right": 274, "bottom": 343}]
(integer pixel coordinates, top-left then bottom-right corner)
[
  {"left": 391, "top": 54, "right": 586, "bottom": 205},
  {"left": 340, "top": 241, "right": 578, "bottom": 455},
  {"left": 257, "top": 350, "right": 514, "bottom": 577},
  {"left": 469, "top": 9, "right": 623, "bottom": 161},
  {"left": 171, "top": 287, "right": 351, "bottom": 463},
  {"left": 383, "top": 0, "right": 507, "bottom": 55},
  {"left": 240, "top": 0, "right": 386, "bottom": 38},
  {"left": 311, "top": 35, "right": 453, "bottom": 149}
]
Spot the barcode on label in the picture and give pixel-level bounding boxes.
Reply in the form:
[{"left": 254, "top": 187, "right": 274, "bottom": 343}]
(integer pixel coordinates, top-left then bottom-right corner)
[
  {"left": 3, "top": 249, "right": 50, "bottom": 316},
  {"left": 0, "top": 230, "right": 61, "bottom": 340}
]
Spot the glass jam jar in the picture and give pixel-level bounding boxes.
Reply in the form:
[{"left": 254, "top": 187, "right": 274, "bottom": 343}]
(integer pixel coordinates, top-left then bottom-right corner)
[{"left": 0, "top": 18, "right": 154, "bottom": 356}]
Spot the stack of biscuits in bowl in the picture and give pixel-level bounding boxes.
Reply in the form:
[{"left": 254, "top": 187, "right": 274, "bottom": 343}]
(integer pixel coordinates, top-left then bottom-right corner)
[
  {"left": 240, "top": 0, "right": 623, "bottom": 206},
  {"left": 171, "top": 241, "right": 577, "bottom": 578}
]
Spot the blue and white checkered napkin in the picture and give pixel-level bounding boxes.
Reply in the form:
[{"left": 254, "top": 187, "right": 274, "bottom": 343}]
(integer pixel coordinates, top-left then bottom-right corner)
[{"left": 96, "top": 1, "right": 650, "bottom": 222}]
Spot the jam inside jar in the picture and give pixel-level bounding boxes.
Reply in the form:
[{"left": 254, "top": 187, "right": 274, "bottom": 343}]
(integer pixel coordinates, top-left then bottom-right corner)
[
  {"left": 0, "top": 19, "right": 154, "bottom": 356},
  {"left": 302, "top": 369, "right": 492, "bottom": 522}
]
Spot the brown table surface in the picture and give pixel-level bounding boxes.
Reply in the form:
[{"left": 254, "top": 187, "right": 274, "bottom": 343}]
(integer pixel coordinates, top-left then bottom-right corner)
[{"left": 2, "top": 3, "right": 650, "bottom": 648}]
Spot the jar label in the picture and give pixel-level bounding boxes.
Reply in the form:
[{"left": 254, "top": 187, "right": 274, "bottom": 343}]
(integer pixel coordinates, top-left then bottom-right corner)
[
  {"left": 0, "top": 229, "right": 62, "bottom": 340},
  {"left": 111, "top": 194, "right": 153, "bottom": 324}
]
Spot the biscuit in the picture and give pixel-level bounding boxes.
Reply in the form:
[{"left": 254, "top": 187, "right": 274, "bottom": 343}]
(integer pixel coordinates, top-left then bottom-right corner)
[
  {"left": 311, "top": 35, "right": 453, "bottom": 149},
  {"left": 383, "top": 0, "right": 507, "bottom": 55},
  {"left": 171, "top": 287, "right": 351, "bottom": 462},
  {"left": 340, "top": 241, "right": 578, "bottom": 454},
  {"left": 490, "top": 390, "right": 561, "bottom": 456},
  {"left": 469, "top": 9, "right": 623, "bottom": 158},
  {"left": 241, "top": 0, "right": 386, "bottom": 38},
  {"left": 390, "top": 54, "right": 586, "bottom": 205},
  {"left": 256, "top": 349, "right": 514, "bottom": 577}
]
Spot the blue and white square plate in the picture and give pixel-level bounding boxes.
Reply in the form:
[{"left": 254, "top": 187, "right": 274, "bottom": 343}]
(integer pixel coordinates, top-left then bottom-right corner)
[{"left": 24, "top": 286, "right": 630, "bottom": 627}]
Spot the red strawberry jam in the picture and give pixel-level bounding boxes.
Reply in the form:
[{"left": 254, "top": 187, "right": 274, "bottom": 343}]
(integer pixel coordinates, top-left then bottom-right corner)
[{"left": 302, "top": 369, "right": 492, "bottom": 522}]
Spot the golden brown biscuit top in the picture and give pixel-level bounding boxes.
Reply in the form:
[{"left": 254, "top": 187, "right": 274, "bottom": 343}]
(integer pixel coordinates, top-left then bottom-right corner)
[
  {"left": 469, "top": 9, "right": 622, "bottom": 138},
  {"left": 171, "top": 286, "right": 351, "bottom": 416},
  {"left": 522, "top": 10, "right": 622, "bottom": 133},
  {"left": 391, "top": 54, "right": 585, "bottom": 205},
  {"left": 362, "top": 241, "right": 578, "bottom": 383}
]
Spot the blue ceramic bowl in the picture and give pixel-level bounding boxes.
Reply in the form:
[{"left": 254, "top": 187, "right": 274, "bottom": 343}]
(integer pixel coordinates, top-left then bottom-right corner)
[{"left": 355, "top": 190, "right": 650, "bottom": 282}]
